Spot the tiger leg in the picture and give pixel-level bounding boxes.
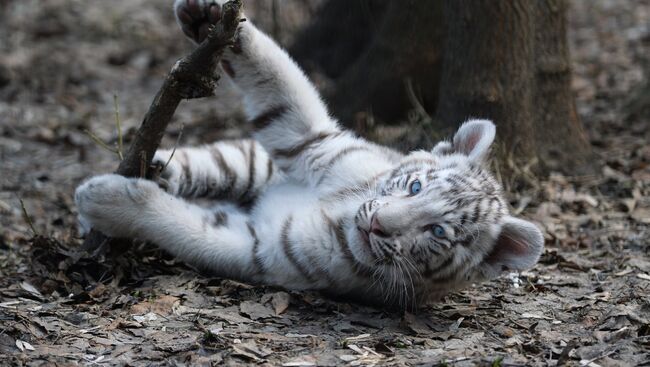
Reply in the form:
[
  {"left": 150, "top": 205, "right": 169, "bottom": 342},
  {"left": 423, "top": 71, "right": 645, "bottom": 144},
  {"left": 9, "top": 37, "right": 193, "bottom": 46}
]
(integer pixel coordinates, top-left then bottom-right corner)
[
  {"left": 173, "top": 0, "right": 344, "bottom": 181},
  {"left": 75, "top": 174, "right": 265, "bottom": 281},
  {"left": 152, "top": 139, "right": 280, "bottom": 202}
]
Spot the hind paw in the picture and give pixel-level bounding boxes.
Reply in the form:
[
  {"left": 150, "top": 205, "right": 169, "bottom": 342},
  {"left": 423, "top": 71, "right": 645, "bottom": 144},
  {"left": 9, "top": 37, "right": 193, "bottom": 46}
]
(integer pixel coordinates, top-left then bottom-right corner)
[{"left": 74, "top": 174, "right": 161, "bottom": 238}]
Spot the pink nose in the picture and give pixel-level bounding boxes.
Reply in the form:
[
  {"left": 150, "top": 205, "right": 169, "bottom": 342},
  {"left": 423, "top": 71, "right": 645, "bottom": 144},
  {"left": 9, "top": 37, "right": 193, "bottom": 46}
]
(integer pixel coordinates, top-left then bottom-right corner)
[{"left": 370, "top": 216, "right": 389, "bottom": 237}]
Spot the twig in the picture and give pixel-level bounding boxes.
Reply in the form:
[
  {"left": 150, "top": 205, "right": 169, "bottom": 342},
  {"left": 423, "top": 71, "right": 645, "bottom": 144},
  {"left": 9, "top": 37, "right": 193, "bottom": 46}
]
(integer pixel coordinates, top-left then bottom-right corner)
[
  {"left": 16, "top": 195, "right": 38, "bottom": 236},
  {"left": 162, "top": 123, "right": 185, "bottom": 173},
  {"left": 81, "top": 0, "right": 244, "bottom": 252},
  {"left": 83, "top": 129, "right": 119, "bottom": 156},
  {"left": 114, "top": 94, "right": 124, "bottom": 160}
]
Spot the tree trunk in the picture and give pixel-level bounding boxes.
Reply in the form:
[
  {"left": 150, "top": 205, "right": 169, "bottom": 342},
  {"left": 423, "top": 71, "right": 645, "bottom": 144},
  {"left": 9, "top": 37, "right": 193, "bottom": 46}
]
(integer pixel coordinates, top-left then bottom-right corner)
[
  {"left": 435, "top": 0, "right": 537, "bottom": 170},
  {"left": 436, "top": 0, "right": 593, "bottom": 176},
  {"left": 532, "top": 0, "right": 593, "bottom": 174}
]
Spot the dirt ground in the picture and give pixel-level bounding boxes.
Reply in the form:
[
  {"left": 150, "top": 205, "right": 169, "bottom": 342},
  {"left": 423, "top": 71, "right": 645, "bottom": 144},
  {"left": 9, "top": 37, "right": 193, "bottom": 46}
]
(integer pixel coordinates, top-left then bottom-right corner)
[{"left": 1, "top": 0, "right": 649, "bottom": 366}]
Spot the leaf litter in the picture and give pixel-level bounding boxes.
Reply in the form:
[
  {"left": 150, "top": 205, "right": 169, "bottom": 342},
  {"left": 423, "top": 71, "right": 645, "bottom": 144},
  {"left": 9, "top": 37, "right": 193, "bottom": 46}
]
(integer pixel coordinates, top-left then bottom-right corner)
[{"left": 0, "top": 0, "right": 649, "bottom": 365}]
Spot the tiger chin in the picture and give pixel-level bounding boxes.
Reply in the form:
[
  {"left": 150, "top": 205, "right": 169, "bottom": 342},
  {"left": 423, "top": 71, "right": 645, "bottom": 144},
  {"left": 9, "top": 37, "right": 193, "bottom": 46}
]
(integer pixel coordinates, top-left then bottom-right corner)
[{"left": 75, "top": 0, "right": 544, "bottom": 310}]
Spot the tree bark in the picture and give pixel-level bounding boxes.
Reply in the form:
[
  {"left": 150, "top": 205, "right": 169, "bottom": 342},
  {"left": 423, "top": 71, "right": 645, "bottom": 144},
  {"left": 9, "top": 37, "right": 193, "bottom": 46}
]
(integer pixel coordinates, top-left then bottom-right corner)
[
  {"left": 435, "top": 0, "right": 594, "bottom": 176},
  {"left": 435, "top": 0, "right": 537, "bottom": 167},
  {"left": 532, "top": 0, "right": 593, "bottom": 173}
]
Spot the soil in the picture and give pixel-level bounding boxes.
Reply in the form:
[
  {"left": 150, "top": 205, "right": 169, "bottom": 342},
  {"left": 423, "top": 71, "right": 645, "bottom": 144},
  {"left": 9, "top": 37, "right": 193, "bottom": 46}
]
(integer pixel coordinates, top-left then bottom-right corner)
[{"left": 1, "top": 0, "right": 649, "bottom": 366}]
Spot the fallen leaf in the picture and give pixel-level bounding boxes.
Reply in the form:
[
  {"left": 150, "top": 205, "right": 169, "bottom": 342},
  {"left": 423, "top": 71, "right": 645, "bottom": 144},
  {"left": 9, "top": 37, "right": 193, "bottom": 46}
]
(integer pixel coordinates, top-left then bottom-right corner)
[
  {"left": 232, "top": 340, "right": 272, "bottom": 361},
  {"left": 347, "top": 344, "right": 367, "bottom": 355},
  {"left": 636, "top": 273, "right": 650, "bottom": 281},
  {"left": 631, "top": 208, "right": 650, "bottom": 224},
  {"left": 20, "top": 282, "right": 44, "bottom": 300},
  {"left": 88, "top": 283, "right": 108, "bottom": 300},
  {"left": 627, "top": 258, "right": 650, "bottom": 272},
  {"left": 133, "top": 312, "right": 158, "bottom": 323},
  {"left": 283, "top": 356, "right": 317, "bottom": 366},
  {"left": 362, "top": 346, "right": 384, "bottom": 357},
  {"left": 130, "top": 295, "right": 180, "bottom": 316},
  {"left": 345, "top": 334, "right": 371, "bottom": 342},
  {"left": 521, "top": 312, "right": 553, "bottom": 320},
  {"left": 614, "top": 268, "right": 634, "bottom": 276},
  {"left": 271, "top": 292, "right": 291, "bottom": 315},
  {"left": 402, "top": 312, "right": 432, "bottom": 335},
  {"left": 16, "top": 340, "right": 35, "bottom": 352},
  {"left": 374, "top": 342, "right": 395, "bottom": 356},
  {"left": 240, "top": 300, "right": 274, "bottom": 320}
]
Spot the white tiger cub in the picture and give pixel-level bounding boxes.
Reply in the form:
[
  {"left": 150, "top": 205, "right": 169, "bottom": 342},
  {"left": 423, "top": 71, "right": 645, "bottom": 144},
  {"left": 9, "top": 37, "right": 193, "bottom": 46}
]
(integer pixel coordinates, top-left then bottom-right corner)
[{"left": 75, "top": 0, "right": 544, "bottom": 308}]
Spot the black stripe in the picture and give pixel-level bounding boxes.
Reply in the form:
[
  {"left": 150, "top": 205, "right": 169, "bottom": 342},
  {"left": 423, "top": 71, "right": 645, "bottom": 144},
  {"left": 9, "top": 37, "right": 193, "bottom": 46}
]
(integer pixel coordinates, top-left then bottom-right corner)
[
  {"left": 247, "top": 222, "right": 265, "bottom": 275},
  {"left": 471, "top": 201, "right": 481, "bottom": 223},
  {"left": 251, "top": 105, "right": 288, "bottom": 131},
  {"left": 273, "top": 131, "right": 331, "bottom": 158},
  {"left": 322, "top": 212, "right": 374, "bottom": 278},
  {"left": 209, "top": 146, "right": 237, "bottom": 198},
  {"left": 255, "top": 77, "right": 274, "bottom": 86},
  {"left": 281, "top": 216, "right": 317, "bottom": 283},
  {"left": 423, "top": 255, "right": 455, "bottom": 278},
  {"left": 305, "top": 131, "right": 346, "bottom": 168},
  {"left": 231, "top": 140, "right": 247, "bottom": 158},
  {"left": 316, "top": 146, "right": 371, "bottom": 185},
  {"left": 324, "top": 146, "right": 369, "bottom": 168}
]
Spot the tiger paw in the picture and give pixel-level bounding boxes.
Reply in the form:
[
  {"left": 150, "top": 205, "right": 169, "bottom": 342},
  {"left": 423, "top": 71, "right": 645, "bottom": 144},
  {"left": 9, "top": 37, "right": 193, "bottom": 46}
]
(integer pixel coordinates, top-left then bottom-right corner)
[
  {"left": 174, "top": 0, "right": 224, "bottom": 44},
  {"left": 74, "top": 174, "right": 160, "bottom": 238}
]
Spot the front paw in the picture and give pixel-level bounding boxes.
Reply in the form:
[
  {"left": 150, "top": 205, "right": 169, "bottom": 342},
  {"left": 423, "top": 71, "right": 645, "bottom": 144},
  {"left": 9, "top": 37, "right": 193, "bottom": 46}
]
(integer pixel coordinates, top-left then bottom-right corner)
[
  {"left": 74, "top": 174, "right": 160, "bottom": 238},
  {"left": 174, "top": 0, "right": 224, "bottom": 43}
]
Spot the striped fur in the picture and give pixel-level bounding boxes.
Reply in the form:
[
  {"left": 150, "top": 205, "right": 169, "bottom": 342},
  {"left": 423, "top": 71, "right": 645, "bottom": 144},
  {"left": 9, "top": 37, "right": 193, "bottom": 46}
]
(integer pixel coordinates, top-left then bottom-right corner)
[{"left": 74, "top": 0, "right": 544, "bottom": 309}]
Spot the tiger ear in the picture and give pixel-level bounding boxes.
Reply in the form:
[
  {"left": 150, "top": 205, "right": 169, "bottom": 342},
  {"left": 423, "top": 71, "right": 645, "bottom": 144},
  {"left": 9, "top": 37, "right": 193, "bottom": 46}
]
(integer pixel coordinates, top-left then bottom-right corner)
[
  {"left": 482, "top": 216, "right": 544, "bottom": 276},
  {"left": 451, "top": 119, "right": 496, "bottom": 162}
]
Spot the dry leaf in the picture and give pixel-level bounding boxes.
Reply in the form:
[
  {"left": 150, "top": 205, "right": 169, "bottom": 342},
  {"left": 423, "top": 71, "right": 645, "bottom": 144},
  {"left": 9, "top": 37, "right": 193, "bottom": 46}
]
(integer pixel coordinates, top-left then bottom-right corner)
[
  {"left": 521, "top": 312, "right": 553, "bottom": 320},
  {"left": 271, "top": 292, "right": 291, "bottom": 315},
  {"left": 636, "top": 273, "right": 650, "bottom": 281},
  {"left": 240, "top": 300, "right": 275, "bottom": 320},
  {"left": 20, "top": 282, "right": 43, "bottom": 300},
  {"left": 402, "top": 312, "right": 432, "bottom": 335},
  {"left": 130, "top": 295, "right": 180, "bottom": 316},
  {"left": 16, "top": 340, "right": 35, "bottom": 352}
]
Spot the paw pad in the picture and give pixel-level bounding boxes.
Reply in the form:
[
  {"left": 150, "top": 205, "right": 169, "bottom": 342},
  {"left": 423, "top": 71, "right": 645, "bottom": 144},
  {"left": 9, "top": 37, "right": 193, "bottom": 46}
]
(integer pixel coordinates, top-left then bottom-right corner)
[{"left": 177, "top": 0, "right": 222, "bottom": 43}]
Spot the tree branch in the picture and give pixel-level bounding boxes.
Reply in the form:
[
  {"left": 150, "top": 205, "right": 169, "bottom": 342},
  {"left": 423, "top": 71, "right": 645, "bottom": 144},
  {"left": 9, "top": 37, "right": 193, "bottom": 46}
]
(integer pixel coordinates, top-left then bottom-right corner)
[{"left": 81, "top": 0, "right": 243, "bottom": 253}]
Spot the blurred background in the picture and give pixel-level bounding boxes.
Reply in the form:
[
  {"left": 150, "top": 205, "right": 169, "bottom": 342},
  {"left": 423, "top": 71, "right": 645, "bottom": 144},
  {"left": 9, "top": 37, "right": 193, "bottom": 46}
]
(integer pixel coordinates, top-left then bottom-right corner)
[{"left": 0, "top": 1, "right": 649, "bottom": 365}]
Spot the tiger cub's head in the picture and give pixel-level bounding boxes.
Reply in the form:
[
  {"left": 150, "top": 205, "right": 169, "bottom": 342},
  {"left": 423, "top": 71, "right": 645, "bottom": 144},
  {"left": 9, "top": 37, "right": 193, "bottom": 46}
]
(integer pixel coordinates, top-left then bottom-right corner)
[{"left": 353, "top": 119, "right": 543, "bottom": 302}]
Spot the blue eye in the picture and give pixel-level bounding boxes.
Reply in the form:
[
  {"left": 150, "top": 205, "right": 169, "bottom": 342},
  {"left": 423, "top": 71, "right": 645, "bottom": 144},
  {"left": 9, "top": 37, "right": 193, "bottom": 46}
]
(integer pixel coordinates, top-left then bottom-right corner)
[
  {"left": 432, "top": 225, "right": 445, "bottom": 238},
  {"left": 409, "top": 179, "right": 422, "bottom": 195}
]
